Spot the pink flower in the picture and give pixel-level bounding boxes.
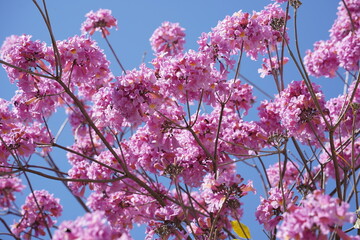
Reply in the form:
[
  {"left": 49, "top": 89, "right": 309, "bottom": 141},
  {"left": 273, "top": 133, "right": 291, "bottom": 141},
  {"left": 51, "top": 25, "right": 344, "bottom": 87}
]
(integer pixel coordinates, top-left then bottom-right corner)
[
  {"left": 12, "top": 190, "right": 62, "bottom": 239},
  {"left": 255, "top": 3, "right": 290, "bottom": 52},
  {"left": 190, "top": 171, "right": 254, "bottom": 239},
  {"left": 53, "top": 35, "right": 112, "bottom": 100},
  {"left": 0, "top": 36, "right": 62, "bottom": 121},
  {"left": 87, "top": 180, "right": 169, "bottom": 234},
  {"left": 256, "top": 187, "right": 295, "bottom": 232},
  {"left": 92, "top": 64, "right": 159, "bottom": 129},
  {"left": 337, "top": 31, "right": 360, "bottom": 71},
  {"left": 81, "top": 9, "right": 118, "bottom": 37},
  {"left": 325, "top": 80, "right": 360, "bottom": 137},
  {"left": 150, "top": 21, "right": 186, "bottom": 56},
  {"left": 0, "top": 99, "right": 17, "bottom": 164},
  {"left": 0, "top": 35, "right": 47, "bottom": 88},
  {"left": 266, "top": 161, "right": 299, "bottom": 188},
  {"left": 304, "top": 39, "right": 339, "bottom": 78},
  {"left": 214, "top": 79, "right": 255, "bottom": 115},
  {"left": 53, "top": 211, "right": 128, "bottom": 240},
  {"left": 126, "top": 112, "right": 214, "bottom": 187},
  {"left": 277, "top": 190, "right": 356, "bottom": 240},
  {"left": 319, "top": 136, "right": 360, "bottom": 179},
  {"left": 0, "top": 175, "right": 25, "bottom": 209},
  {"left": 0, "top": 121, "right": 52, "bottom": 161},
  {"left": 11, "top": 86, "right": 62, "bottom": 121},
  {"left": 275, "top": 80, "right": 327, "bottom": 147},
  {"left": 201, "top": 172, "right": 254, "bottom": 215},
  {"left": 145, "top": 204, "right": 187, "bottom": 239},
  {"left": 330, "top": 0, "right": 360, "bottom": 41},
  {"left": 67, "top": 160, "right": 90, "bottom": 197},
  {"left": 198, "top": 3, "right": 288, "bottom": 68},
  {"left": 257, "top": 99, "right": 284, "bottom": 138},
  {"left": 199, "top": 10, "right": 260, "bottom": 63},
  {"left": 152, "top": 49, "right": 220, "bottom": 104},
  {"left": 220, "top": 109, "right": 268, "bottom": 157},
  {"left": 87, "top": 148, "right": 124, "bottom": 191}
]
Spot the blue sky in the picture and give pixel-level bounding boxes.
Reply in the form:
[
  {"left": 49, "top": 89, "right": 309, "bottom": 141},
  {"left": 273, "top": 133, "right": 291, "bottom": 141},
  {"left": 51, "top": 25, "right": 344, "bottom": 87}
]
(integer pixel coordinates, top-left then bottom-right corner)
[{"left": 0, "top": 0, "right": 343, "bottom": 239}]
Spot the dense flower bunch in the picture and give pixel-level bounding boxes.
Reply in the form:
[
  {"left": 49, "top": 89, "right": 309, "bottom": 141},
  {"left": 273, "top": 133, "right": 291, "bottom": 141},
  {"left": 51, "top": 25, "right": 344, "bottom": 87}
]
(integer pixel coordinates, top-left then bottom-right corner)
[
  {"left": 198, "top": 3, "right": 289, "bottom": 66},
  {"left": 319, "top": 137, "right": 360, "bottom": 179},
  {"left": 81, "top": 9, "right": 118, "bottom": 37},
  {"left": 257, "top": 80, "right": 327, "bottom": 147},
  {"left": 11, "top": 190, "right": 62, "bottom": 239},
  {"left": 152, "top": 49, "right": 221, "bottom": 104},
  {"left": 0, "top": 174, "right": 25, "bottom": 209},
  {"left": 330, "top": 0, "right": 360, "bottom": 40},
  {"left": 54, "top": 35, "right": 112, "bottom": 100},
  {"left": 0, "top": 35, "right": 63, "bottom": 120},
  {"left": 92, "top": 64, "right": 158, "bottom": 129},
  {"left": 266, "top": 161, "right": 299, "bottom": 187},
  {"left": 305, "top": 0, "right": 360, "bottom": 77},
  {"left": 0, "top": 1, "right": 359, "bottom": 239},
  {"left": 150, "top": 21, "right": 186, "bottom": 56},
  {"left": 0, "top": 98, "right": 52, "bottom": 165},
  {"left": 255, "top": 187, "right": 296, "bottom": 232},
  {"left": 326, "top": 81, "right": 360, "bottom": 136},
  {"left": 304, "top": 40, "right": 339, "bottom": 78},
  {"left": 53, "top": 211, "right": 128, "bottom": 240},
  {"left": 200, "top": 172, "right": 255, "bottom": 216},
  {"left": 0, "top": 34, "right": 47, "bottom": 87},
  {"left": 277, "top": 190, "right": 356, "bottom": 240},
  {"left": 276, "top": 80, "right": 327, "bottom": 146}
]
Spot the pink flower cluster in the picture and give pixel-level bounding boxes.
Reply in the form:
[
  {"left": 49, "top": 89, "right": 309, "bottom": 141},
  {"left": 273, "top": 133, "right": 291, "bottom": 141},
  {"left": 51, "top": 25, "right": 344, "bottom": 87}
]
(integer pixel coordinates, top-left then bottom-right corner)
[
  {"left": 214, "top": 79, "right": 255, "bottom": 114},
  {"left": 319, "top": 137, "right": 360, "bottom": 179},
  {"left": 87, "top": 179, "right": 169, "bottom": 235},
  {"left": 152, "top": 49, "right": 221, "bottom": 104},
  {"left": 277, "top": 81, "right": 327, "bottom": 146},
  {"left": 54, "top": 35, "right": 112, "bottom": 100},
  {"left": 220, "top": 110, "right": 268, "bottom": 156},
  {"left": 326, "top": 81, "right": 360, "bottom": 136},
  {"left": 305, "top": 0, "right": 360, "bottom": 77},
  {"left": 198, "top": 3, "right": 289, "bottom": 66},
  {"left": 81, "top": 9, "right": 118, "bottom": 37},
  {"left": 0, "top": 175, "right": 25, "bottom": 209},
  {"left": 150, "top": 21, "right": 186, "bottom": 56},
  {"left": 255, "top": 187, "right": 295, "bottom": 232},
  {"left": 179, "top": 170, "right": 255, "bottom": 239},
  {"left": 330, "top": 0, "right": 360, "bottom": 40},
  {"left": 12, "top": 190, "right": 62, "bottom": 239},
  {"left": 145, "top": 203, "right": 187, "bottom": 239},
  {"left": 124, "top": 107, "right": 232, "bottom": 187},
  {"left": 92, "top": 64, "right": 158, "bottom": 129},
  {"left": 0, "top": 34, "right": 47, "bottom": 87},
  {"left": 258, "top": 80, "right": 327, "bottom": 147},
  {"left": 266, "top": 161, "right": 299, "bottom": 187},
  {"left": 277, "top": 190, "right": 356, "bottom": 240},
  {"left": 0, "top": 35, "right": 63, "bottom": 120},
  {"left": 257, "top": 99, "right": 283, "bottom": 137},
  {"left": 90, "top": 67, "right": 165, "bottom": 136},
  {"left": 0, "top": 98, "right": 52, "bottom": 165},
  {"left": 53, "top": 211, "right": 129, "bottom": 240},
  {"left": 304, "top": 40, "right": 339, "bottom": 78},
  {"left": 201, "top": 172, "right": 254, "bottom": 215}
]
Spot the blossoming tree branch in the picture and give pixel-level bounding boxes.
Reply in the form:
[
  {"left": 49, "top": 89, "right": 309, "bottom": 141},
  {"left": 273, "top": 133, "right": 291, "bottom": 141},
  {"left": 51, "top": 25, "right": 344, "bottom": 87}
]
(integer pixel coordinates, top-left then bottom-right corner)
[{"left": 0, "top": 0, "right": 359, "bottom": 239}]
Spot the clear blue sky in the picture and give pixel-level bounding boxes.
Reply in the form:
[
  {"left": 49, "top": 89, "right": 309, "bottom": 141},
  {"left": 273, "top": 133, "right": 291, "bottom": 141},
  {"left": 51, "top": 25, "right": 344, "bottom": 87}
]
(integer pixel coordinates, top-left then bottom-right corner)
[{"left": 0, "top": 0, "right": 342, "bottom": 239}]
